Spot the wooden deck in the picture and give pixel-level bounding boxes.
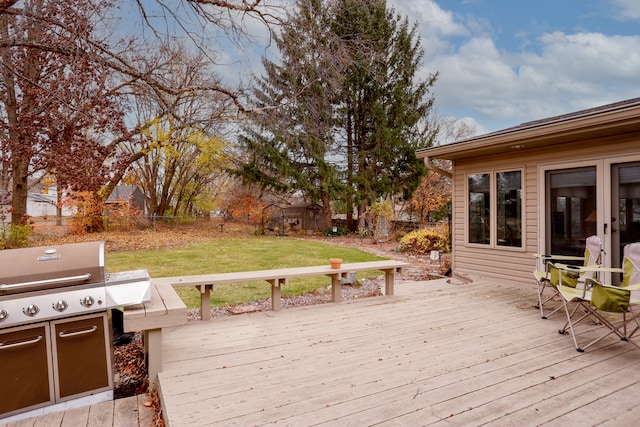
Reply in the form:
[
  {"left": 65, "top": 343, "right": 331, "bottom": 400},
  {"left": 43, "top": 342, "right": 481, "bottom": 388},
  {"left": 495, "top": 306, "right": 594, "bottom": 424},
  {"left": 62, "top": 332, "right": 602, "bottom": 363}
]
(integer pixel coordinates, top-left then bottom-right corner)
[
  {"left": 157, "top": 277, "right": 640, "bottom": 426},
  {"left": 0, "top": 394, "right": 155, "bottom": 427},
  {"left": 7, "top": 276, "right": 640, "bottom": 426}
]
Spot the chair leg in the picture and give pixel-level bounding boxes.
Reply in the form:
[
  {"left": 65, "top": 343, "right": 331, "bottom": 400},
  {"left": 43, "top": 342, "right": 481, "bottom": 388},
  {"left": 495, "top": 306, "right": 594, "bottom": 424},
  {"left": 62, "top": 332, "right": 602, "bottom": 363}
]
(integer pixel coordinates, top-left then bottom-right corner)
[
  {"left": 559, "top": 302, "right": 590, "bottom": 336},
  {"left": 537, "top": 280, "right": 561, "bottom": 319},
  {"left": 559, "top": 298, "right": 586, "bottom": 352},
  {"left": 575, "top": 310, "right": 631, "bottom": 352},
  {"left": 562, "top": 306, "right": 640, "bottom": 353}
]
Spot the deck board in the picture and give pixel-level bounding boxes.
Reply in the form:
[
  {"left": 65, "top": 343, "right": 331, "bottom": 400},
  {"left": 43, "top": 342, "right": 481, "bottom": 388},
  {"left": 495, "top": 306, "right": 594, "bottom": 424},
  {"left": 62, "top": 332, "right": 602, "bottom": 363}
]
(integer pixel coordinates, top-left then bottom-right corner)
[
  {"left": 0, "top": 395, "right": 154, "bottom": 427},
  {"left": 157, "top": 278, "right": 640, "bottom": 426},
  {"left": 9, "top": 277, "right": 639, "bottom": 426}
]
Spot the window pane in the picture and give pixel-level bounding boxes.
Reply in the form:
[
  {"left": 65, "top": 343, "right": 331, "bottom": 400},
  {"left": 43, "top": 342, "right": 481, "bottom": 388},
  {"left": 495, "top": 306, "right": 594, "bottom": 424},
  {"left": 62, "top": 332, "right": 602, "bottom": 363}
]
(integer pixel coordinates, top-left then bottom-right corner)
[
  {"left": 497, "top": 171, "right": 522, "bottom": 247},
  {"left": 547, "top": 167, "right": 596, "bottom": 256},
  {"left": 469, "top": 173, "right": 490, "bottom": 244},
  {"left": 617, "top": 163, "right": 640, "bottom": 269}
]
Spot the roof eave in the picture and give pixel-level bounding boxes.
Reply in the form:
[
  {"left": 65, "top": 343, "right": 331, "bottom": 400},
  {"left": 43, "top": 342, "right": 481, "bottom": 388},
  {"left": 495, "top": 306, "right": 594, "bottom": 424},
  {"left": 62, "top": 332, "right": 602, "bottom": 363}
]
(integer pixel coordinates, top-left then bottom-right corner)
[{"left": 416, "top": 99, "right": 640, "bottom": 161}]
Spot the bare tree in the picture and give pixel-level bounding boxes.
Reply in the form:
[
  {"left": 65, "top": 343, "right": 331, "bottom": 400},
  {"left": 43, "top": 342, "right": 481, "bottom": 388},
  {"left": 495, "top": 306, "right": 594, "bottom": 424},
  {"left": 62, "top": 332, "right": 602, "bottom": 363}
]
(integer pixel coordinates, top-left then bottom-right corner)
[
  {"left": 121, "top": 46, "right": 232, "bottom": 217},
  {"left": 0, "top": 0, "right": 129, "bottom": 224},
  {"left": 0, "top": 0, "right": 282, "bottom": 224},
  {"left": 410, "top": 118, "right": 478, "bottom": 222}
]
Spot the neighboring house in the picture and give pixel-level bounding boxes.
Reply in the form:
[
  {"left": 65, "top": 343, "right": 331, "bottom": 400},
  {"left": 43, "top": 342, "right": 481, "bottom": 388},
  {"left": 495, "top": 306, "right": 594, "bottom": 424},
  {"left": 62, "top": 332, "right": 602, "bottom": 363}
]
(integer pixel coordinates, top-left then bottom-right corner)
[
  {"left": 0, "top": 190, "right": 75, "bottom": 224},
  {"left": 262, "top": 201, "right": 323, "bottom": 233},
  {"left": 415, "top": 98, "right": 640, "bottom": 284},
  {"left": 105, "top": 185, "right": 147, "bottom": 215},
  {"left": 284, "top": 202, "right": 322, "bottom": 231}
]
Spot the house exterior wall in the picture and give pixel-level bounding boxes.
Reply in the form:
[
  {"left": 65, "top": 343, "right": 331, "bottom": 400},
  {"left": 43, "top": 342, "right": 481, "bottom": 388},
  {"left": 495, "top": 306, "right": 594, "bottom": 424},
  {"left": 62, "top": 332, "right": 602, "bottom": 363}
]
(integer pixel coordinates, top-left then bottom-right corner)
[
  {"left": 105, "top": 186, "right": 147, "bottom": 215},
  {"left": 450, "top": 134, "right": 639, "bottom": 283},
  {"left": 27, "top": 197, "right": 58, "bottom": 217}
]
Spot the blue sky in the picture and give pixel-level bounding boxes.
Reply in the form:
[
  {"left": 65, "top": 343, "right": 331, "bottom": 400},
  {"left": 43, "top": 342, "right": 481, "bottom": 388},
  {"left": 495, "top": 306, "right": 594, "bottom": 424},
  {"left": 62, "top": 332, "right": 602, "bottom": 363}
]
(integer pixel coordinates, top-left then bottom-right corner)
[
  {"left": 387, "top": 0, "right": 640, "bottom": 134},
  {"left": 132, "top": 0, "right": 640, "bottom": 138}
]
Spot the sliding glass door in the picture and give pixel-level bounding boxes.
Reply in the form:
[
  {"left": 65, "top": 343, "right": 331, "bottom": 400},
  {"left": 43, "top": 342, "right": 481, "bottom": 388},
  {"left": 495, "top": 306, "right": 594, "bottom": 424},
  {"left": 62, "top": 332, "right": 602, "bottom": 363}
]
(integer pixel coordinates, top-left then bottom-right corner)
[
  {"left": 543, "top": 158, "right": 640, "bottom": 279},
  {"left": 546, "top": 167, "right": 597, "bottom": 257},
  {"left": 611, "top": 162, "right": 640, "bottom": 274}
]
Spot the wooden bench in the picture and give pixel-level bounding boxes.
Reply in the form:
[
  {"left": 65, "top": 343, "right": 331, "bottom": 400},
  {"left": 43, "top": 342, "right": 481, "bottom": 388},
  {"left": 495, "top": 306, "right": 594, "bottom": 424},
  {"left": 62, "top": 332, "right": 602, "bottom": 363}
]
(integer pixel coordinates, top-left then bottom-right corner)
[
  {"left": 122, "top": 260, "right": 406, "bottom": 385},
  {"left": 167, "top": 260, "right": 408, "bottom": 320},
  {"left": 123, "top": 280, "right": 187, "bottom": 387}
]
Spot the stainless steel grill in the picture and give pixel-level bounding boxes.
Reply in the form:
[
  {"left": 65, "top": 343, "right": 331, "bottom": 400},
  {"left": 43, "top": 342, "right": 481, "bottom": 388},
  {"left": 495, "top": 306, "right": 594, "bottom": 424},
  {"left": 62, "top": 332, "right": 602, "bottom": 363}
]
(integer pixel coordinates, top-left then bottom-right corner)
[{"left": 0, "top": 241, "right": 151, "bottom": 420}]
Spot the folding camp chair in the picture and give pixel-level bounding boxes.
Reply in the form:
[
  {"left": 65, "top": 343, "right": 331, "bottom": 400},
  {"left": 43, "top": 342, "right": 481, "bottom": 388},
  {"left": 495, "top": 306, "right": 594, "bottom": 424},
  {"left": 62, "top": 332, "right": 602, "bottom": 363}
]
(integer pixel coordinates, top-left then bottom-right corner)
[
  {"left": 557, "top": 242, "right": 640, "bottom": 352},
  {"left": 533, "top": 235, "right": 602, "bottom": 319}
]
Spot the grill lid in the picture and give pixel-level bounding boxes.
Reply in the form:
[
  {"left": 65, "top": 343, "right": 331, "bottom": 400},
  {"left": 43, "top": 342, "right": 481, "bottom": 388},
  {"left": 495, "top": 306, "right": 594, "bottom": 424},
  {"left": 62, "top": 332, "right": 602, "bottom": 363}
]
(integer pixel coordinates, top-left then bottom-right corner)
[{"left": 0, "top": 241, "right": 105, "bottom": 296}]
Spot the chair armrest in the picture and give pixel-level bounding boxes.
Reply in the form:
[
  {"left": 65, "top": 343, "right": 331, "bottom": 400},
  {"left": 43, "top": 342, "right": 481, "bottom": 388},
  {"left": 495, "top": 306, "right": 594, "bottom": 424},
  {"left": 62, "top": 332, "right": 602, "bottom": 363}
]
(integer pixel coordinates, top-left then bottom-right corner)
[
  {"left": 534, "top": 253, "right": 584, "bottom": 262},
  {"left": 625, "top": 282, "right": 640, "bottom": 291},
  {"left": 554, "top": 264, "right": 622, "bottom": 274}
]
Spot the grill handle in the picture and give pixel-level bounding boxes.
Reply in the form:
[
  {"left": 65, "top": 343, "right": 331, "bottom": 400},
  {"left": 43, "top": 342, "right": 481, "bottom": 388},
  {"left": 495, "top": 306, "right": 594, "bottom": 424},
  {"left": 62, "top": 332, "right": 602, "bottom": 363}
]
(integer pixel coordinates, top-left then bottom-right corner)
[
  {"left": 58, "top": 326, "right": 97, "bottom": 338},
  {"left": 0, "top": 335, "right": 43, "bottom": 350},
  {"left": 0, "top": 273, "right": 92, "bottom": 291}
]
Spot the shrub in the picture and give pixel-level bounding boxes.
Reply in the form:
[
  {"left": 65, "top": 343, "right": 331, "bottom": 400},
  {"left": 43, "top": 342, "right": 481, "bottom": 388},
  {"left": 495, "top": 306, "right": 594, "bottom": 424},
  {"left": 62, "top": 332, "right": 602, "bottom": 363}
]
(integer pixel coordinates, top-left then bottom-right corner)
[
  {"left": 65, "top": 192, "right": 106, "bottom": 234},
  {"left": 399, "top": 228, "right": 449, "bottom": 254},
  {"left": 105, "top": 204, "right": 144, "bottom": 232},
  {"left": 0, "top": 223, "right": 33, "bottom": 249}
]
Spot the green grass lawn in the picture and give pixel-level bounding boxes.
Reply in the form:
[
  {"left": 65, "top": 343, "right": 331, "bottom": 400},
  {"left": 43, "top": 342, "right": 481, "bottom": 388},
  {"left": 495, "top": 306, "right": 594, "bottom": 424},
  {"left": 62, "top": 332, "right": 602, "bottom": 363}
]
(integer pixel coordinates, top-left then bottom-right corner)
[{"left": 106, "top": 237, "right": 386, "bottom": 308}]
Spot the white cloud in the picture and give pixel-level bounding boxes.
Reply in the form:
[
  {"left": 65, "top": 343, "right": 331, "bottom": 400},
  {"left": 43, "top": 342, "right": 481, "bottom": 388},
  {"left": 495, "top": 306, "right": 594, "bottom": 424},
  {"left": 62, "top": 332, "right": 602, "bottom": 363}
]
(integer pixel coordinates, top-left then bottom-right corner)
[
  {"left": 219, "top": 0, "right": 640, "bottom": 132},
  {"left": 390, "top": 0, "right": 468, "bottom": 38},
  {"left": 610, "top": 0, "right": 640, "bottom": 20},
  {"left": 533, "top": 32, "right": 640, "bottom": 86},
  {"left": 432, "top": 30, "right": 640, "bottom": 128},
  {"left": 403, "top": 0, "right": 640, "bottom": 130}
]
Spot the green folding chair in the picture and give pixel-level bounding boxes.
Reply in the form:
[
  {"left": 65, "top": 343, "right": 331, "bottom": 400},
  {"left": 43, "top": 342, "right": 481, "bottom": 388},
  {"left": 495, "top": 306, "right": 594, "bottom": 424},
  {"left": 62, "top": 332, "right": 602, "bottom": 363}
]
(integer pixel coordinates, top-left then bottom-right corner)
[
  {"left": 557, "top": 242, "right": 640, "bottom": 352},
  {"left": 534, "top": 235, "right": 602, "bottom": 319}
]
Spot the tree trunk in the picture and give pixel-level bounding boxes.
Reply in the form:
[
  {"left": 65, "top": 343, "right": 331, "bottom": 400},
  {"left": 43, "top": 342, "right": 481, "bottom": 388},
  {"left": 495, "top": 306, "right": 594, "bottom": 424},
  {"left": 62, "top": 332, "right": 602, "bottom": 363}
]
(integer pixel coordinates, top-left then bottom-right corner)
[
  {"left": 4, "top": 1, "right": 43, "bottom": 225},
  {"left": 11, "top": 159, "right": 29, "bottom": 224},
  {"left": 320, "top": 192, "right": 332, "bottom": 231},
  {"left": 357, "top": 200, "right": 368, "bottom": 231},
  {"left": 345, "top": 110, "right": 355, "bottom": 231},
  {"left": 56, "top": 188, "right": 62, "bottom": 226}
]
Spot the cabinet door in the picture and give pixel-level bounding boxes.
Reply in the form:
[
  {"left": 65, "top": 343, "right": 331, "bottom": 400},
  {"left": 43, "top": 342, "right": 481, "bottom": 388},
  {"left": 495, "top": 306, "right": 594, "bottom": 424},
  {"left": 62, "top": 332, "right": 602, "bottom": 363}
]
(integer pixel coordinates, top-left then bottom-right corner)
[
  {"left": 0, "top": 323, "right": 54, "bottom": 417},
  {"left": 52, "top": 313, "right": 112, "bottom": 400}
]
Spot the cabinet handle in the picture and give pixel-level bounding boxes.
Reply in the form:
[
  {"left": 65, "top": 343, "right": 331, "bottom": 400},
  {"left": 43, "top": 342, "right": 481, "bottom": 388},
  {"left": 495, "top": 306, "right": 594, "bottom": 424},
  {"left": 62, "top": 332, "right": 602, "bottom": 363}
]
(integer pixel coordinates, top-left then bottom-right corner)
[
  {"left": 0, "top": 335, "right": 43, "bottom": 350},
  {"left": 58, "top": 326, "right": 97, "bottom": 338}
]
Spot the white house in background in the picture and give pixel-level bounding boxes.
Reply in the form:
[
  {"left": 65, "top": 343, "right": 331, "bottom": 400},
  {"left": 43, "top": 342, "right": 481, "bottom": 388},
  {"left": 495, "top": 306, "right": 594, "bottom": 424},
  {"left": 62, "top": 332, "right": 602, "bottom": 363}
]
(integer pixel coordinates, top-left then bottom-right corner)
[
  {"left": 27, "top": 193, "right": 62, "bottom": 217},
  {"left": 0, "top": 189, "right": 76, "bottom": 224}
]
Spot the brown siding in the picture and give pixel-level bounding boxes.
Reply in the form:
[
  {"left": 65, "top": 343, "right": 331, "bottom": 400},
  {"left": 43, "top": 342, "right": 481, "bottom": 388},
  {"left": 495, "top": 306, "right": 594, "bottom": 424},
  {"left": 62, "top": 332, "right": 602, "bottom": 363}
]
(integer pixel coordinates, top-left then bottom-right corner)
[{"left": 450, "top": 136, "right": 639, "bottom": 284}]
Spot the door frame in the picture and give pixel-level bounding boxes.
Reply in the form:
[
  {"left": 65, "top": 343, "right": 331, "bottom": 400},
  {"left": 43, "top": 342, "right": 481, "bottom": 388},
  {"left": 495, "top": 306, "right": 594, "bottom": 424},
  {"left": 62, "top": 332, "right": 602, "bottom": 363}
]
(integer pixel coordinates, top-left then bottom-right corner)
[
  {"left": 605, "top": 156, "right": 640, "bottom": 271},
  {"left": 539, "top": 154, "right": 640, "bottom": 274},
  {"left": 539, "top": 159, "right": 604, "bottom": 264}
]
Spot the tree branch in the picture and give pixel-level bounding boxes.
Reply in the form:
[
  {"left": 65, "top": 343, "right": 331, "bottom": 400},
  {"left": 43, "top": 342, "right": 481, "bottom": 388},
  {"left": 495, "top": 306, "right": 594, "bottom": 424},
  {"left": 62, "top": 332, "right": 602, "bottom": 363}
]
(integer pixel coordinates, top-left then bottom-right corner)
[{"left": 0, "top": 1, "right": 16, "bottom": 14}]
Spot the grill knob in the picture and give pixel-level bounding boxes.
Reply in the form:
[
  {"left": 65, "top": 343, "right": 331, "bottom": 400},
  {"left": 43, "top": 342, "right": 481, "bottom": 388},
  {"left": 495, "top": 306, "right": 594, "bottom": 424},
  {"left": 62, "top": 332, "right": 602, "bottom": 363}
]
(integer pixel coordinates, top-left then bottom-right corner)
[
  {"left": 24, "top": 304, "right": 40, "bottom": 317},
  {"left": 0, "top": 309, "right": 7, "bottom": 322},
  {"left": 53, "top": 300, "right": 68, "bottom": 312},
  {"left": 81, "top": 296, "right": 95, "bottom": 308}
]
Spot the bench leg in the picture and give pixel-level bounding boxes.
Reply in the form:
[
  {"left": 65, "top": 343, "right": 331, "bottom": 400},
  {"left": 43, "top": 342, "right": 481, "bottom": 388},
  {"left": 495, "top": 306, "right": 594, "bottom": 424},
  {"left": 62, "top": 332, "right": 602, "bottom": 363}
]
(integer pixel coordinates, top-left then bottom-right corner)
[
  {"left": 269, "top": 278, "right": 286, "bottom": 311},
  {"left": 199, "top": 285, "right": 213, "bottom": 320},
  {"left": 144, "top": 328, "right": 162, "bottom": 389},
  {"left": 384, "top": 269, "right": 395, "bottom": 296},
  {"left": 331, "top": 274, "right": 341, "bottom": 303}
]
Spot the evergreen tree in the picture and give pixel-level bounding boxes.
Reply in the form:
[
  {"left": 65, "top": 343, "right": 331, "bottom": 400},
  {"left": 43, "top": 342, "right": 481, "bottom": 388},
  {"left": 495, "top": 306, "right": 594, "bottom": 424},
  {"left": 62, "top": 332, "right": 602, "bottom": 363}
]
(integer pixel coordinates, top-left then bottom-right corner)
[
  {"left": 333, "top": 0, "right": 437, "bottom": 229},
  {"left": 236, "top": 0, "right": 437, "bottom": 231},
  {"left": 236, "top": 0, "right": 344, "bottom": 229}
]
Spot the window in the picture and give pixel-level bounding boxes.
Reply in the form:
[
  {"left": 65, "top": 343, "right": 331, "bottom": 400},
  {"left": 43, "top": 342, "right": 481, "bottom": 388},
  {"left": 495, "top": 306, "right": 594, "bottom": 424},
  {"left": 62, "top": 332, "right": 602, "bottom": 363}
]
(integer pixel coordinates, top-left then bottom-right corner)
[
  {"left": 468, "top": 170, "right": 523, "bottom": 248},
  {"left": 468, "top": 173, "right": 490, "bottom": 244}
]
